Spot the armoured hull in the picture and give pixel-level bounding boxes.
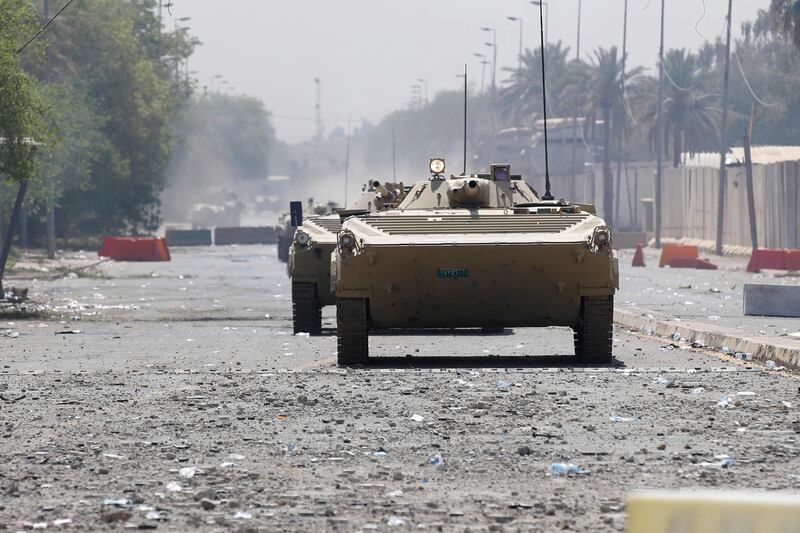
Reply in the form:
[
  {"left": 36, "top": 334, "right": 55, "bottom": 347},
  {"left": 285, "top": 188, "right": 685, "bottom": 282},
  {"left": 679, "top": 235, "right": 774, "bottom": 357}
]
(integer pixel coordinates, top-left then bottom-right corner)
[
  {"left": 288, "top": 215, "right": 341, "bottom": 307},
  {"left": 332, "top": 204, "right": 618, "bottom": 364}
]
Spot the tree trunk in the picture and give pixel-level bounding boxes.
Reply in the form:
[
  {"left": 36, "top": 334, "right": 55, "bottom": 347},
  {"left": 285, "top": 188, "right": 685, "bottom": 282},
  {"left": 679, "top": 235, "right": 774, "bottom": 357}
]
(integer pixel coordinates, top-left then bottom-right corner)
[
  {"left": 46, "top": 199, "right": 56, "bottom": 260},
  {"left": 602, "top": 107, "right": 614, "bottom": 228},
  {"left": 672, "top": 122, "right": 682, "bottom": 168}
]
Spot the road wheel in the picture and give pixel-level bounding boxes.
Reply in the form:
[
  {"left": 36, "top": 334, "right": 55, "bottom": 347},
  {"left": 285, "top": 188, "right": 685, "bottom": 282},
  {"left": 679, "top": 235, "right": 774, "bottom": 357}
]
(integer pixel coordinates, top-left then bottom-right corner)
[
  {"left": 574, "top": 296, "right": 614, "bottom": 364},
  {"left": 337, "top": 298, "right": 369, "bottom": 365},
  {"left": 292, "top": 282, "right": 321, "bottom": 335}
]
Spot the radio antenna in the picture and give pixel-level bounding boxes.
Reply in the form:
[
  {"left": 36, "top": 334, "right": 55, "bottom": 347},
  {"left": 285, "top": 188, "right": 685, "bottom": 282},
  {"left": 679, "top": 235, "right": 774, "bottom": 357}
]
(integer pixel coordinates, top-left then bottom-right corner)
[
  {"left": 538, "top": 0, "right": 554, "bottom": 200},
  {"left": 463, "top": 63, "right": 467, "bottom": 175}
]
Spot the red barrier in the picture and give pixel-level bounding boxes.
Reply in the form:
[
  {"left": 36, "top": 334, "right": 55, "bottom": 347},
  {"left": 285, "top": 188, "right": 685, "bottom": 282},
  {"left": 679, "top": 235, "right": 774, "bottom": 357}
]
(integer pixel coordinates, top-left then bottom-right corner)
[
  {"left": 99, "top": 237, "right": 171, "bottom": 262},
  {"left": 746, "top": 248, "right": 794, "bottom": 273},
  {"left": 632, "top": 244, "right": 646, "bottom": 267},
  {"left": 666, "top": 257, "right": 718, "bottom": 270},
  {"left": 659, "top": 244, "right": 699, "bottom": 268}
]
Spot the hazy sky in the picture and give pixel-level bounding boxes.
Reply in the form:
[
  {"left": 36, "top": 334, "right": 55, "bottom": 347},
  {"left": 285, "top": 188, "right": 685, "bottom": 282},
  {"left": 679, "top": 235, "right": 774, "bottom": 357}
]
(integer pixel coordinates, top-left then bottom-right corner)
[{"left": 164, "top": 0, "right": 765, "bottom": 143}]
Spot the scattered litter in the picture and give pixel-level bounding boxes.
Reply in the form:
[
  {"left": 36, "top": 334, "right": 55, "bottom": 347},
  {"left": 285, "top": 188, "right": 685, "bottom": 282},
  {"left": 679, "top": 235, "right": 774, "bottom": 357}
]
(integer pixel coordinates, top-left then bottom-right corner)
[
  {"left": 721, "top": 346, "right": 732, "bottom": 355},
  {"left": 103, "top": 498, "right": 133, "bottom": 508},
  {"left": 229, "top": 453, "right": 245, "bottom": 461},
  {"left": 285, "top": 443, "right": 298, "bottom": 453},
  {"left": 102, "top": 453, "right": 124, "bottom": 460},
  {"left": 54, "top": 330, "right": 82, "bottom": 335},
  {"left": 410, "top": 414, "right": 425, "bottom": 422},
  {"left": 609, "top": 416, "right": 638, "bottom": 423},
  {"left": 707, "top": 315, "right": 720, "bottom": 321},
  {"left": 372, "top": 449, "right": 387, "bottom": 457},
  {"left": 765, "top": 360, "right": 777, "bottom": 370},
  {"left": 387, "top": 516, "right": 407, "bottom": 526},
  {"left": 387, "top": 489, "right": 403, "bottom": 498},
  {"left": 691, "top": 340, "right": 706, "bottom": 348},
  {"left": 234, "top": 511, "right": 253, "bottom": 520},
  {"left": 179, "top": 467, "right": 198, "bottom": 478},
  {"left": 551, "top": 463, "right": 583, "bottom": 476},
  {"left": 165, "top": 481, "right": 182, "bottom": 492},
  {"left": 496, "top": 380, "right": 512, "bottom": 389},
  {"left": 294, "top": 332, "right": 310, "bottom": 338},
  {"left": 736, "top": 352, "right": 753, "bottom": 361},
  {"left": 692, "top": 387, "right": 705, "bottom": 394},
  {"left": 653, "top": 376, "right": 672, "bottom": 385},
  {"left": 1, "top": 330, "right": 19, "bottom": 339},
  {"left": 782, "top": 401, "right": 792, "bottom": 409},
  {"left": 699, "top": 455, "right": 736, "bottom": 468},
  {"left": 53, "top": 518, "right": 72, "bottom": 526},
  {"left": 737, "top": 391, "right": 756, "bottom": 397},
  {"left": 718, "top": 396, "right": 732, "bottom": 407},
  {"left": 428, "top": 453, "right": 443, "bottom": 466}
]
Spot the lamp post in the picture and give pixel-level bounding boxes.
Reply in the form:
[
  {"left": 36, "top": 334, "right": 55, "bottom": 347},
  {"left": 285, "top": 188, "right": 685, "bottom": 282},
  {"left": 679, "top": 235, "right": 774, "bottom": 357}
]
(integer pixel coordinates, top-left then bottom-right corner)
[
  {"left": 473, "top": 53, "right": 487, "bottom": 93},
  {"left": 480, "top": 27, "right": 497, "bottom": 93},
  {"left": 530, "top": 1, "right": 548, "bottom": 46},
  {"left": 655, "top": 0, "right": 666, "bottom": 248},
  {"left": 569, "top": 0, "right": 583, "bottom": 182},
  {"left": 416, "top": 78, "right": 428, "bottom": 105},
  {"left": 506, "top": 16, "right": 524, "bottom": 70}
]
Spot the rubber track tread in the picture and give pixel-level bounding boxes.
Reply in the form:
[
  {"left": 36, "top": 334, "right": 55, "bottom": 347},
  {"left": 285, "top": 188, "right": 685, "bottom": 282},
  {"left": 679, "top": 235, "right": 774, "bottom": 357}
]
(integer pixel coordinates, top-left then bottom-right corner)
[
  {"left": 574, "top": 296, "right": 614, "bottom": 364},
  {"left": 292, "top": 282, "right": 321, "bottom": 335},
  {"left": 337, "top": 298, "right": 369, "bottom": 365}
]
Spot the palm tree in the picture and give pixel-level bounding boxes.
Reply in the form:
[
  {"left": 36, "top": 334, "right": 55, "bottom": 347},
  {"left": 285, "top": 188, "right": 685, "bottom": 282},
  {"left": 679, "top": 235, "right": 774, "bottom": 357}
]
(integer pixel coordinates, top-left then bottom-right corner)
[
  {"left": 642, "top": 49, "right": 720, "bottom": 168},
  {"left": 498, "top": 42, "right": 570, "bottom": 126},
  {"left": 563, "top": 47, "right": 642, "bottom": 228},
  {"left": 770, "top": 0, "right": 800, "bottom": 50}
]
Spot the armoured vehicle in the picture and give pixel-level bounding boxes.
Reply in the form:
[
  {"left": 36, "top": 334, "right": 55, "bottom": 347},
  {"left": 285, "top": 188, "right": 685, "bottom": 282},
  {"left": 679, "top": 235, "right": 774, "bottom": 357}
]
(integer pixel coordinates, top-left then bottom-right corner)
[
  {"left": 289, "top": 181, "right": 408, "bottom": 334},
  {"left": 276, "top": 199, "right": 337, "bottom": 263},
  {"left": 331, "top": 159, "right": 618, "bottom": 365}
]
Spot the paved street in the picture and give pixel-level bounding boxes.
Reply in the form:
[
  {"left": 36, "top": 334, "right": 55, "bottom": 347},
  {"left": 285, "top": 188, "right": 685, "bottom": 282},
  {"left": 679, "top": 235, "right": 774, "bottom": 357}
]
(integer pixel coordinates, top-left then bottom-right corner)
[{"left": 2, "top": 246, "right": 799, "bottom": 531}]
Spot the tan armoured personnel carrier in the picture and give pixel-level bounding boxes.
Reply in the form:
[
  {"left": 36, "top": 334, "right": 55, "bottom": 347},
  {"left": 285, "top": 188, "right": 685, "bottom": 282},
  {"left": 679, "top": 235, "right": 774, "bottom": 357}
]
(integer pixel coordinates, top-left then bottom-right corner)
[
  {"left": 289, "top": 181, "right": 407, "bottom": 334},
  {"left": 276, "top": 199, "right": 337, "bottom": 263},
  {"left": 331, "top": 159, "right": 619, "bottom": 365}
]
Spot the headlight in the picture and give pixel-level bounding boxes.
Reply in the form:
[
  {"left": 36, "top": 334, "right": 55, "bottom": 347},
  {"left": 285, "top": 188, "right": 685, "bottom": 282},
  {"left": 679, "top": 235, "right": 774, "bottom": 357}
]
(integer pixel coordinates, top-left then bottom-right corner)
[
  {"left": 429, "top": 157, "right": 446, "bottom": 176},
  {"left": 338, "top": 230, "right": 356, "bottom": 253},
  {"left": 295, "top": 229, "right": 310, "bottom": 247},
  {"left": 591, "top": 226, "right": 612, "bottom": 252}
]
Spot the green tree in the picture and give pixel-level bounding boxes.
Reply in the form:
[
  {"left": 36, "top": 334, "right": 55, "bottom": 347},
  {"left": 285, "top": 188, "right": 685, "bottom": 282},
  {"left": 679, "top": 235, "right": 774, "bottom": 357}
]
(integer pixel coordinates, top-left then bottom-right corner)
[
  {"left": 642, "top": 49, "right": 720, "bottom": 168},
  {"left": 498, "top": 42, "right": 571, "bottom": 126},
  {"left": 564, "top": 47, "right": 642, "bottom": 227},
  {"left": 770, "top": 0, "right": 800, "bottom": 49}
]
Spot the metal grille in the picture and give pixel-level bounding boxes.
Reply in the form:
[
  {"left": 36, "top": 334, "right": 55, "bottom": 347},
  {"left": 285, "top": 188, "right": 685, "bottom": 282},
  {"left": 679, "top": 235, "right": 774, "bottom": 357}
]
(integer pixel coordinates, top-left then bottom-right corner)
[
  {"left": 310, "top": 218, "right": 343, "bottom": 233},
  {"left": 363, "top": 213, "right": 589, "bottom": 235}
]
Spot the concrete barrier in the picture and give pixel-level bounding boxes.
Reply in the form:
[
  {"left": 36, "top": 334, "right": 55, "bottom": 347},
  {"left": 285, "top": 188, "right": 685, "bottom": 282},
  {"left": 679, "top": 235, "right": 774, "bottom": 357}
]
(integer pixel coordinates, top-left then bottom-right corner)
[
  {"left": 747, "top": 248, "right": 800, "bottom": 273},
  {"left": 99, "top": 237, "right": 170, "bottom": 262},
  {"left": 613, "top": 231, "right": 647, "bottom": 249},
  {"left": 659, "top": 244, "right": 698, "bottom": 267},
  {"left": 165, "top": 229, "right": 212, "bottom": 247},
  {"left": 744, "top": 284, "right": 800, "bottom": 318},
  {"left": 214, "top": 226, "right": 277, "bottom": 246}
]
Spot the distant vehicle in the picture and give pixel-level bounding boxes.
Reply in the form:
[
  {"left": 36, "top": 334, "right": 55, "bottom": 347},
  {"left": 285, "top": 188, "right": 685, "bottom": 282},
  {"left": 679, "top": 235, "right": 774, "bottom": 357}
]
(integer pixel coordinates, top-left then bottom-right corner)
[
  {"left": 287, "top": 181, "right": 408, "bottom": 334},
  {"left": 275, "top": 199, "right": 337, "bottom": 263},
  {"left": 330, "top": 159, "right": 618, "bottom": 365},
  {"left": 191, "top": 200, "right": 243, "bottom": 228}
]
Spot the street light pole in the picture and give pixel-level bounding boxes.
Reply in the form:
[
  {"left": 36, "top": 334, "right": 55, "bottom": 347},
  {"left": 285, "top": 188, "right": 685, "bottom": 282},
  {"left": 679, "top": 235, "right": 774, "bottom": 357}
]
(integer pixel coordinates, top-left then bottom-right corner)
[
  {"left": 614, "top": 0, "right": 629, "bottom": 226},
  {"left": 715, "top": 0, "right": 734, "bottom": 255},
  {"left": 570, "top": 0, "right": 583, "bottom": 184},
  {"left": 655, "top": 0, "right": 666, "bottom": 248},
  {"left": 473, "top": 53, "right": 487, "bottom": 93},
  {"left": 507, "top": 17, "right": 524, "bottom": 70},
  {"left": 416, "top": 78, "right": 428, "bottom": 105},
  {"left": 481, "top": 27, "right": 497, "bottom": 93}
]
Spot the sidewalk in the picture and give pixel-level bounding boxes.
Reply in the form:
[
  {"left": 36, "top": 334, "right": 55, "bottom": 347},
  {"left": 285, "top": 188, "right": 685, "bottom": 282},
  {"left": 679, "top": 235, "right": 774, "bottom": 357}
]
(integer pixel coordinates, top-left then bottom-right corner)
[{"left": 615, "top": 246, "right": 800, "bottom": 367}]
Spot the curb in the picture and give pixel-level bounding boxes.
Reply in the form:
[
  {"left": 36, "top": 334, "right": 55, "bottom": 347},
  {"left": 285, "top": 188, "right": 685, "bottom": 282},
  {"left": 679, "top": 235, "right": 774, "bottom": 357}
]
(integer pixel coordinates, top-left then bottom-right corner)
[{"left": 614, "top": 306, "right": 800, "bottom": 369}]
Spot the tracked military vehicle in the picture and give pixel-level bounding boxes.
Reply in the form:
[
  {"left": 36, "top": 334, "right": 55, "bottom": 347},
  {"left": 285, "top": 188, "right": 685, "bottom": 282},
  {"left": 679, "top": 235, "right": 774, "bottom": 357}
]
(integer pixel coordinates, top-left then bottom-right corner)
[
  {"left": 331, "top": 159, "right": 618, "bottom": 364},
  {"left": 289, "top": 181, "right": 407, "bottom": 334},
  {"left": 276, "top": 199, "right": 337, "bottom": 263}
]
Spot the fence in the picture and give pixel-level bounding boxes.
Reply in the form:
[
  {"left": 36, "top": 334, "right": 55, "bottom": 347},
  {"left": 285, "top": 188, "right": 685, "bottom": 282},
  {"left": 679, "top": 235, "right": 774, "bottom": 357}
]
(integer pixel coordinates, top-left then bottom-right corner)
[{"left": 662, "top": 161, "right": 800, "bottom": 249}]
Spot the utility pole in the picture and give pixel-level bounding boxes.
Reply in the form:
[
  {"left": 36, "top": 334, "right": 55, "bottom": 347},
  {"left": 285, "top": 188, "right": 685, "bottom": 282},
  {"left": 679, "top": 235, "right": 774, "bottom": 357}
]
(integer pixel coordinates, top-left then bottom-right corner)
[
  {"left": 343, "top": 116, "right": 352, "bottom": 207},
  {"left": 391, "top": 125, "right": 396, "bottom": 180},
  {"left": 43, "top": 0, "right": 56, "bottom": 259},
  {"left": 570, "top": 0, "right": 583, "bottom": 184},
  {"left": 614, "top": 0, "right": 629, "bottom": 226},
  {"left": 715, "top": 0, "right": 734, "bottom": 255},
  {"left": 655, "top": 0, "right": 666, "bottom": 248},
  {"left": 314, "top": 77, "right": 322, "bottom": 141}
]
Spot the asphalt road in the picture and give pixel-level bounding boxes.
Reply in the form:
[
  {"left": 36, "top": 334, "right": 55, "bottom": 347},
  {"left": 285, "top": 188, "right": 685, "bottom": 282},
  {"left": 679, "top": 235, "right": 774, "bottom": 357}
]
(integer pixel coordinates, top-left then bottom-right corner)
[{"left": 2, "top": 245, "right": 798, "bottom": 531}]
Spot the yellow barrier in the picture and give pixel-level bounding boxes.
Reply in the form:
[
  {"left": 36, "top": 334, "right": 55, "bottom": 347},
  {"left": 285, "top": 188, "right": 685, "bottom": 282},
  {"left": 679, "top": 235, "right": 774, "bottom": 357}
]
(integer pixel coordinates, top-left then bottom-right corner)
[{"left": 628, "top": 491, "right": 800, "bottom": 533}]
